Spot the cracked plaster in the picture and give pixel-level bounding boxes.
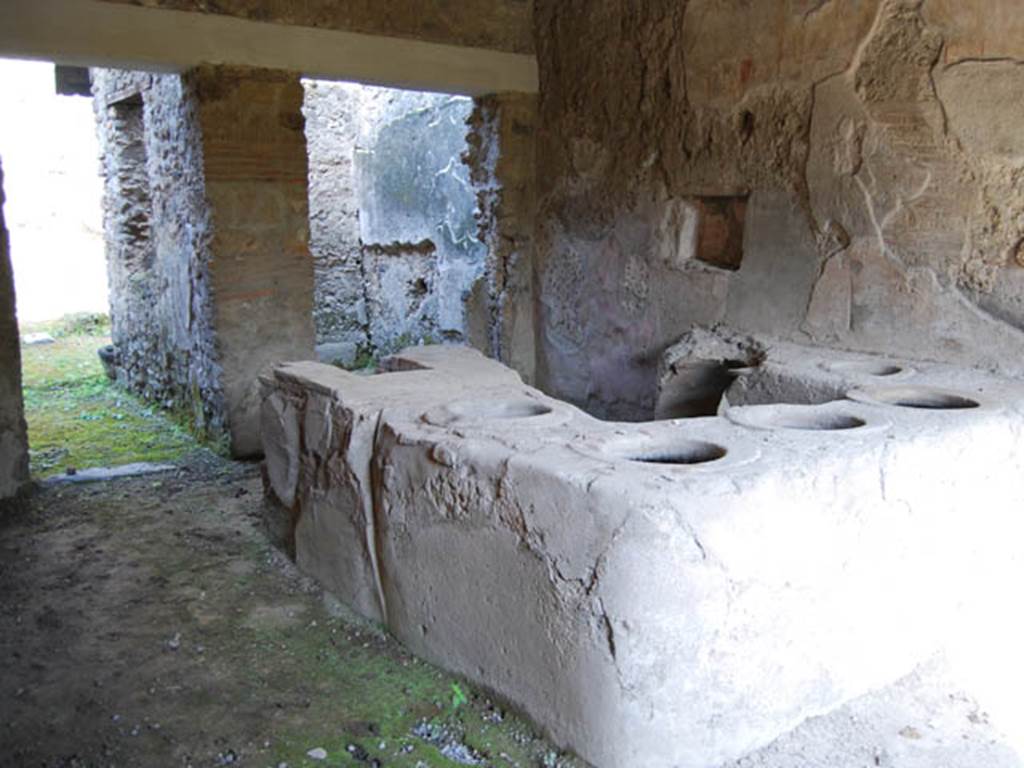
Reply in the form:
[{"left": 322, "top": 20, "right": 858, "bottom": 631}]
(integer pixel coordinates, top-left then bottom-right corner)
[{"left": 532, "top": 0, "right": 1024, "bottom": 419}]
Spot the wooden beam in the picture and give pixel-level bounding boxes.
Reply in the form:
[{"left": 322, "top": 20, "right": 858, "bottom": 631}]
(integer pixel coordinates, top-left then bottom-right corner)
[{"left": 0, "top": 0, "right": 538, "bottom": 95}]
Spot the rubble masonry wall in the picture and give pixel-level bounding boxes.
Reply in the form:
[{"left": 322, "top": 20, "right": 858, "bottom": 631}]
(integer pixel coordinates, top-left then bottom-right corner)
[{"left": 532, "top": 0, "right": 1024, "bottom": 419}]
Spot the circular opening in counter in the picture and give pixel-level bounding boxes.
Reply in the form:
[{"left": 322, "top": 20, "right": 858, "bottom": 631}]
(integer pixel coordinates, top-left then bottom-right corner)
[
  {"left": 827, "top": 360, "right": 904, "bottom": 377},
  {"left": 777, "top": 413, "right": 865, "bottom": 430},
  {"left": 625, "top": 440, "right": 728, "bottom": 466},
  {"left": 424, "top": 398, "right": 555, "bottom": 427},
  {"left": 729, "top": 405, "right": 867, "bottom": 431},
  {"left": 851, "top": 386, "right": 980, "bottom": 410}
]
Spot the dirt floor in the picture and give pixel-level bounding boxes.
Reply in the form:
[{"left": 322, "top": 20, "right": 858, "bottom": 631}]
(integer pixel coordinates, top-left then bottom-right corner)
[
  {"left": 5, "top": 318, "right": 1021, "bottom": 768},
  {"left": 0, "top": 453, "right": 583, "bottom": 768},
  {"left": 4, "top": 462, "right": 1020, "bottom": 768}
]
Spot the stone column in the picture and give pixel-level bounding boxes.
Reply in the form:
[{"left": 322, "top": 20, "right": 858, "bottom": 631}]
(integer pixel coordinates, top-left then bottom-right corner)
[
  {"left": 192, "top": 65, "right": 315, "bottom": 457},
  {"left": 0, "top": 160, "right": 30, "bottom": 499},
  {"left": 466, "top": 92, "right": 538, "bottom": 384}
]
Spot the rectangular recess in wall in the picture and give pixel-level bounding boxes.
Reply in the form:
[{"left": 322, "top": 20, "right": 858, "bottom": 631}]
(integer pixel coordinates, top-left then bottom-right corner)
[
  {"left": 108, "top": 94, "right": 154, "bottom": 266},
  {"left": 694, "top": 195, "right": 747, "bottom": 271}
]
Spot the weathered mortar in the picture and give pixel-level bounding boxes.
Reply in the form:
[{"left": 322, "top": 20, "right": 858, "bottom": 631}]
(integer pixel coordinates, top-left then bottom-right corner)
[
  {"left": 195, "top": 65, "right": 316, "bottom": 457},
  {"left": 94, "top": 66, "right": 536, "bottom": 452},
  {"left": 303, "top": 81, "right": 500, "bottom": 365},
  {"left": 93, "top": 65, "right": 316, "bottom": 457},
  {"left": 465, "top": 92, "right": 539, "bottom": 382},
  {"left": 0, "top": 160, "right": 30, "bottom": 500},
  {"left": 355, "top": 88, "right": 484, "bottom": 351},
  {"left": 532, "top": 0, "right": 1024, "bottom": 419},
  {"left": 302, "top": 81, "right": 367, "bottom": 362},
  {"left": 91, "top": 68, "right": 225, "bottom": 439}
]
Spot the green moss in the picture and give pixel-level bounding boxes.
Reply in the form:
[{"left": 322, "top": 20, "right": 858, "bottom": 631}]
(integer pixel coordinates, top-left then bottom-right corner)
[
  {"left": 244, "top": 614, "right": 576, "bottom": 768},
  {"left": 47, "top": 462, "right": 581, "bottom": 767},
  {"left": 385, "top": 332, "right": 437, "bottom": 356},
  {"left": 334, "top": 336, "right": 443, "bottom": 375},
  {"left": 345, "top": 344, "right": 377, "bottom": 372},
  {"left": 20, "top": 333, "right": 198, "bottom": 478},
  {"left": 53, "top": 311, "right": 111, "bottom": 337},
  {"left": 171, "top": 541, "right": 579, "bottom": 768}
]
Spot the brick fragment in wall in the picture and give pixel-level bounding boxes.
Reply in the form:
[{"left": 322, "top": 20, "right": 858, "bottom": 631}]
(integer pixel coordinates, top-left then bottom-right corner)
[
  {"left": 693, "top": 196, "right": 746, "bottom": 271},
  {"left": 193, "top": 64, "right": 315, "bottom": 458}
]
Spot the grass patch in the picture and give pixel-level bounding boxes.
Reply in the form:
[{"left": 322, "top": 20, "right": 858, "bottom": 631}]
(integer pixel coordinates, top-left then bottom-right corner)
[
  {"left": 22, "top": 311, "right": 111, "bottom": 339},
  {"left": 240, "top": 611, "right": 576, "bottom": 768},
  {"left": 20, "top": 325, "right": 198, "bottom": 478}
]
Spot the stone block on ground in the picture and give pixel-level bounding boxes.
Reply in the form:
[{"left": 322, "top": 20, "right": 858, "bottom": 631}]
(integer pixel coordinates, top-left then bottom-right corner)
[{"left": 261, "top": 342, "right": 1024, "bottom": 767}]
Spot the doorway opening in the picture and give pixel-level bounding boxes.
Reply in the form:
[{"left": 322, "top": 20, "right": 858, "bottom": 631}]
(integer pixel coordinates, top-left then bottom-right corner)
[
  {"left": 302, "top": 79, "right": 487, "bottom": 370},
  {"left": 0, "top": 58, "right": 196, "bottom": 480}
]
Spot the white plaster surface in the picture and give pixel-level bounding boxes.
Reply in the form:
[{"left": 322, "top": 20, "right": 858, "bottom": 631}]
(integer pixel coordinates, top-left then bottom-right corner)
[
  {"left": 727, "top": 656, "right": 1022, "bottom": 768},
  {"left": 261, "top": 343, "right": 1024, "bottom": 768},
  {"left": 42, "top": 461, "right": 175, "bottom": 484}
]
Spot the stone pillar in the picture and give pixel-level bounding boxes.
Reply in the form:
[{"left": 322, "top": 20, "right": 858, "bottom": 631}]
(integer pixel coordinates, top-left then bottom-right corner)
[
  {"left": 0, "top": 160, "right": 30, "bottom": 499},
  {"left": 466, "top": 92, "right": 538, "bottom": 383},
  {"left": 192, "top": 65, "right": 315, "bottom": 457}
]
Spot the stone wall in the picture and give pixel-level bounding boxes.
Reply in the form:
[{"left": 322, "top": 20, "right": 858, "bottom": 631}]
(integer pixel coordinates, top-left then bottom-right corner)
[
  {"left": 89, "top": 4, "right": 1024, "bottom": 430},
  {"left": 532, "top": 0, "right": 1024, "bottom": 420},
  {"left": 196, "top": 65, "right": 315, "bottom": 457},
  {"left": 303, "top": 81, "right": 489, "bottom": 365},
  {"left": 465, "top": 92, "right": 539, "bottom": 381},
  {"left": 93, "top": 65, "right": 535, "bottom": 452},
  {"left": 93, "top": 65, "right": 315, "bottom": 457},
  {"left": 303, "top": 81, "right": 367, "bottom": 362},
  {"left": 0, "top": 161, "right": 30, "bottom": 500},
  {"left": 92, "top": 68, "right": 225, "bottom": 439}
]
